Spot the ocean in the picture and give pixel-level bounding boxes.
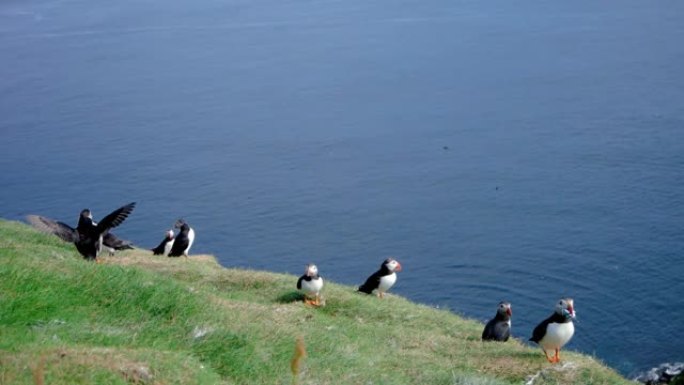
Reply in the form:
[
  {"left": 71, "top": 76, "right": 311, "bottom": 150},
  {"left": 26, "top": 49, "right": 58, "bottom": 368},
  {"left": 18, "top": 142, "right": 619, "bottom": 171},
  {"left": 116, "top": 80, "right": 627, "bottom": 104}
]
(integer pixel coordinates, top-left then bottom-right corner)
[{"left": 1, "top": 0, "right": 683, "bottom": 376}]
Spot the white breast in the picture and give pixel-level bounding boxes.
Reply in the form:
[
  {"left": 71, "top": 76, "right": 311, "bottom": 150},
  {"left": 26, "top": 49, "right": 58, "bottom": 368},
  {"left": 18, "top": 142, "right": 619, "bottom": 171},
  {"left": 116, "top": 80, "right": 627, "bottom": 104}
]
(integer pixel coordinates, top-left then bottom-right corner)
[
  {"left": 97, "top": 235, "right": 104, "bottom": 255},
  {"left": 377, "top": 273, "right": 397, "bottom": 293},
  {"left": 300, "top": 277, "right": 323, "bottom": 295},
  {"left": 540, "top": 322, "right": 575, "bottom": 350},
  {"left": 164, "top": 239, "right": 175, "bottom": 256},
  {"left": 185, "top": 228, "right": 195, "bottom": 255}
]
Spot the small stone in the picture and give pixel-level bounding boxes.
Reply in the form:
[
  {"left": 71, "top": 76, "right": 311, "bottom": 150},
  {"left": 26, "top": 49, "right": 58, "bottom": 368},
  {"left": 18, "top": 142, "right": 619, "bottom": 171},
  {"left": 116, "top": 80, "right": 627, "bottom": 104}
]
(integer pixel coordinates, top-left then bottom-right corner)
[
  {"left": 121, "top": 365, "right": 153, "bottom": 384},
  {"left": 192, "top": 326, "right": 214, "bottom": 339}
]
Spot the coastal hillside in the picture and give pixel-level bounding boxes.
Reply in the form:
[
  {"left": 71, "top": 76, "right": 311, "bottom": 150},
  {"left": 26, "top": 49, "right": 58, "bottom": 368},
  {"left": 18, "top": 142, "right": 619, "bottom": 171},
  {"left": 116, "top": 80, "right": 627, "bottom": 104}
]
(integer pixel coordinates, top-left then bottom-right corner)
[{"left": 0, "top": 219, "right": 630, "bottom": 385}]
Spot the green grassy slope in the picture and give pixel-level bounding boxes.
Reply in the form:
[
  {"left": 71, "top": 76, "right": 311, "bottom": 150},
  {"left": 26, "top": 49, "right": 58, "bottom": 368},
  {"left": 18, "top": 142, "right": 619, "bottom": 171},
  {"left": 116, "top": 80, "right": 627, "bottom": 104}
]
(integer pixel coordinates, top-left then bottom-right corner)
[{"left": 0, "top": 219, "right": 631, "bottom": 385}]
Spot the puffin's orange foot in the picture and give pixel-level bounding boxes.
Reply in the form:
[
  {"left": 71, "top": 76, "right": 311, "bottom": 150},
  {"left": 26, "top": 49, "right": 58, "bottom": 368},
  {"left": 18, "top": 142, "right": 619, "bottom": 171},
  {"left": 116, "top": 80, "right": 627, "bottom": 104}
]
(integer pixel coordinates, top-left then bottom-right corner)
[
  {"left": 310, "top": 294, "right": 326, "bottom": 307},
  {"left": 544, "top": 351, "right": 554, "bottom": 363}
]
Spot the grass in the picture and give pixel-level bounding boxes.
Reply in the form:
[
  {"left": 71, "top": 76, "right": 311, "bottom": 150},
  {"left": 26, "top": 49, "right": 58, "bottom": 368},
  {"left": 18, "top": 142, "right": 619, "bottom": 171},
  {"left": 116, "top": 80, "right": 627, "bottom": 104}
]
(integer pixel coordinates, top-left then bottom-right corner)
[{"left": 0, "top": 219, "right": 632, "bottom": 385}]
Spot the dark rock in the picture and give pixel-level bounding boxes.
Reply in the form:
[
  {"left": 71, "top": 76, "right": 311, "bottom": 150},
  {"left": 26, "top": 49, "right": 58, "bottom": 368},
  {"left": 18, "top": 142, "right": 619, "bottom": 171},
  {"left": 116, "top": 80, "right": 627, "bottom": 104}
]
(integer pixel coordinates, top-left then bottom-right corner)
[
  {"left": 635, "top": 370, "right": 661, "bottom": 385},
  {"left": 672, "top": 374, "right": 684, "bottom": 385},
  {"left": 635, "top": 362, "right": 684, "bottom": 384},
  {"left": 666, "top": 364, "right": 684, "bottom": 377},
  {"left": 120, "top": 364, "right": 153, "bottom": 384}
]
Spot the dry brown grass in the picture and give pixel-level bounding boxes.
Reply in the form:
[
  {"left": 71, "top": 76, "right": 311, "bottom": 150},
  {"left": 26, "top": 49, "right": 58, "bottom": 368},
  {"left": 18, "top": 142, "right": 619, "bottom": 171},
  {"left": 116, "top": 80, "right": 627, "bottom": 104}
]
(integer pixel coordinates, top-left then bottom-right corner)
[
  {"left": 1, "top": 347, "right": 220, "bottom": 385},
  {"left": 99, "top": 252, "right": 219, "bottom": 269},
  {"left": 31, "top": 355, "right": 45, "bottom": 385},
  {"left": 290, "top": 336, "right": 306, "bottom": 384}
]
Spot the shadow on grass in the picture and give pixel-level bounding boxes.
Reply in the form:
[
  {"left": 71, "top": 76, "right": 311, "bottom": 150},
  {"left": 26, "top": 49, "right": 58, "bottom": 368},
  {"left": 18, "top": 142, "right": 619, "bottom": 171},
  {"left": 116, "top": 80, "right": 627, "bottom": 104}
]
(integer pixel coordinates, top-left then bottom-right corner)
[{"left": 276, "top": 291, "right": 305, "bottom": 304}]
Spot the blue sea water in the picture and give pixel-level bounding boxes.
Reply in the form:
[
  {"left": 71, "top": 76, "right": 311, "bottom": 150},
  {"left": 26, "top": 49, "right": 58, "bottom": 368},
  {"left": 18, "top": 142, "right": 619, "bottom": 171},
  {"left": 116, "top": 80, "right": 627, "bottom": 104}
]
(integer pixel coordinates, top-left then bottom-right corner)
[{"left": 1, "top": 0, "right": 683, "bottom": 376}]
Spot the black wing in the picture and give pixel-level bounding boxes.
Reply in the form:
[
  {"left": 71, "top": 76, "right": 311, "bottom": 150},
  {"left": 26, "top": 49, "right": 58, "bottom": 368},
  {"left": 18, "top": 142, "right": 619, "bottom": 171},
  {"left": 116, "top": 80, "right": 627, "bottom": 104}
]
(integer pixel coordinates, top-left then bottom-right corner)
[
  {"left": 358, "top": 271, "right": 381, "bottom": 294},
  {"left": 296, "top": 275, "right": 305, "bottom": 290},
  {"left": 168, "top": 234, "right": 189, "bottom": 257},
  {"left": 151, "top": 238, "right": 168, "bottom": 255},
  {"left": 95, "top": 202, "right": 136, "bottom": 234},
  {"left": 26, "top": 215, "right": 78, "bottom": 243},
  {"left": 103, "top": 233, "right": 134, "bottom": 250},
  {"left": 482, "top": 318, "right": 497, "bottom": 341},
  {"left": 529, "top": 315, "right": 553, "bottom": 343}
]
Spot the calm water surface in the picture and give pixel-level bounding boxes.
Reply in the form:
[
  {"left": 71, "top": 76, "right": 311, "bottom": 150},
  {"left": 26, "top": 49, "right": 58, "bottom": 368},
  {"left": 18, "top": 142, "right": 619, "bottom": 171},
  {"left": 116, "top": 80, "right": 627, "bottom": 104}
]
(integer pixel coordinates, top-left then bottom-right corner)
[{"left": 1, "top": 0, "right": 683, "bottom": 376}]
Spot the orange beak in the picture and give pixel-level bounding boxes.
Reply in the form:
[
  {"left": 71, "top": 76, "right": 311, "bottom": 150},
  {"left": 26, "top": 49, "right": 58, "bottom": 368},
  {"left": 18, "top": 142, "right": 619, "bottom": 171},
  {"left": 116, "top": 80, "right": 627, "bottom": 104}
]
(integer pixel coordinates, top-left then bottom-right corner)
[{"left": 395, "top": 262, "right": 402, "bottom": 272}]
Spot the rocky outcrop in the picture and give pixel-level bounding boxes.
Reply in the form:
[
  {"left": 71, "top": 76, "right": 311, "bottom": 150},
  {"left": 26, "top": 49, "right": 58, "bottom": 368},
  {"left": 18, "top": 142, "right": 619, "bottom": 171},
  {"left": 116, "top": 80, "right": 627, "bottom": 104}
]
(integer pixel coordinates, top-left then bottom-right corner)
[{"left": 635, "top": 363, "right": 684, "bottom": 384}]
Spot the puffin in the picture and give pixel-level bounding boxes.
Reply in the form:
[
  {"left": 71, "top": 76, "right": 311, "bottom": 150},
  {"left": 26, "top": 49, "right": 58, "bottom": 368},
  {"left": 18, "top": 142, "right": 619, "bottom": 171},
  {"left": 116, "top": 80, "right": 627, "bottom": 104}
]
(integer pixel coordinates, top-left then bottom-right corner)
[
  {"left": 296, "top": 264, "right": 324, "bottom": 306},
  {"left": 358, "top": 258, "right": 402, "bottom": 298},
  {"left": 26, "top": 202, "right": 136, "bottom": 261},
  {"left": 168, "top": 219, "right": 194, "bottom": 258},
  {"left": 529, "top": 298, "right": 576, "bottom": 363},
  {"left": 482, "top": 301, "right": 512, "bottom": 342},
  {"left": 151, "top": 229, "right": 175, "bottom": 256}
]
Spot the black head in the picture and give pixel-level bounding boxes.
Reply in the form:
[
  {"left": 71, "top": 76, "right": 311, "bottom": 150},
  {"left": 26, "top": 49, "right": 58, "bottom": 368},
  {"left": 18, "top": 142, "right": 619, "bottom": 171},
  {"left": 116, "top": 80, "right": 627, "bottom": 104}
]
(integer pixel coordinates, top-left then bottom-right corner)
[
  {"left": 174, "top": 219, "right": 187, "bottom": 229},
  {"left": 77, "top": 209, "right": 93, "bottom": 227},
  {"left": 555, "top": 298, "right": 575, "bottom": 320},
  {"left": 496, "top": 301, "right": 512, "bottom": 319},
  {"left": 304, "top": 264, "right": 319, "bottom": 277},
  {"left": 382, "top": 258, "right": 402, "bottom": 272}
]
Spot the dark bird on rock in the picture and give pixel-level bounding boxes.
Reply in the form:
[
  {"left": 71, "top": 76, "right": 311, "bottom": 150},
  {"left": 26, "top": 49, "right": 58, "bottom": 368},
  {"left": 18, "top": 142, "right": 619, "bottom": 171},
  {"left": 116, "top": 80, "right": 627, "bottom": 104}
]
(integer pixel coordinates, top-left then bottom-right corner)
[
  {"left": 358, "top": 258, "right": 402, "bottom": 298},
  {"left": 482, "top": 301, "right": 512, "bottom": 342},
  {"left": 26, "top": 202, "right": 136, "bottom": 261},
  {"left": 151, "top": 229, "right": 175, "bottom": 256},
  {"left": 168, "top": 219, "right": 194, "bottom": 257},
  {"left": 529, "top": 298, "right": 576, "bottom": 363}
]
